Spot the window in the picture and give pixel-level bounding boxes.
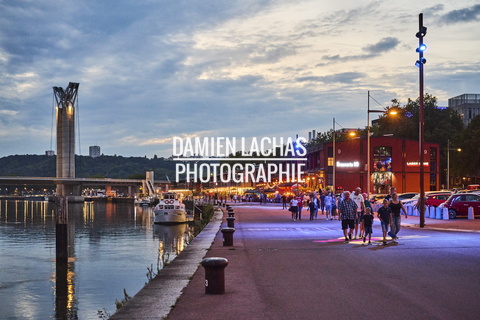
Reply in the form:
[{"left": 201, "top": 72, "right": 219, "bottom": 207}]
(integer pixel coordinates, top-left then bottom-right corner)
[{"left": 373, "top": 146, "right": 392, "bottom": 172}]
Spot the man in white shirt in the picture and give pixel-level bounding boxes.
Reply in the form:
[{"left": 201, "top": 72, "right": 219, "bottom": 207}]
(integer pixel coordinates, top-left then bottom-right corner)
[{"left": 350, "top": 187, "right": 365, "bottom": 239}]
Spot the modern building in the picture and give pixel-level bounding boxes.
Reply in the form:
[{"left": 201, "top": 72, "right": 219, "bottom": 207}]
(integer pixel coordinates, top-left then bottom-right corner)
[
  {"left": 89, "top": 145, "right": 101, "bottom": 158},
  {"left": 448, "top": 93, "right": 480, "bottom": 127},
  {"left": 305, "top": 136, "right": 440, "bottom": 194}
]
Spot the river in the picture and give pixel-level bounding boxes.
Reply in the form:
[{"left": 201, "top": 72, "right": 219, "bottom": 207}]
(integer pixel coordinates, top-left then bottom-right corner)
[{"left": 0, "top": 199, "right": 199, "bottom": 319}]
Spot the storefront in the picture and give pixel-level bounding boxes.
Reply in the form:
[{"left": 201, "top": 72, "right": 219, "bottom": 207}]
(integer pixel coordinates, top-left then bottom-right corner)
[{"left": 305, "top": 136, "right": 440, "bottom": 194}]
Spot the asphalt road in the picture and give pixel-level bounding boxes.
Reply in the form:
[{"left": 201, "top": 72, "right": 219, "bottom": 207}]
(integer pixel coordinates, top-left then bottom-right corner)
[{"left": 167, "top": 205, "right": 480, "bottom": 320}]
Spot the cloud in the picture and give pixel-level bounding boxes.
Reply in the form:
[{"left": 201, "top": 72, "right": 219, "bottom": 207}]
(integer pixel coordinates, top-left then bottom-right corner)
[
  {"left": 441, "top": 4, "right": 480, "bottom": 24},
  {"left": 322, "top": 37, "right": 400, "bottom": 62},
  {"left": 296, "top": 72, "right": 364, "bottom": 84}
]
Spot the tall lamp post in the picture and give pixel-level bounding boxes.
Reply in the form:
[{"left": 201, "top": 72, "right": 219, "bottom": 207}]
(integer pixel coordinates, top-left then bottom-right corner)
[
  {"left": 446, "top": 139, "right": 461, "bottom": 190},
  {"left": 416, "top": 13, "right": 427, "bottom": 227},
  {"left": 367, "top": 91, "right": 398, "bottom": 195}
]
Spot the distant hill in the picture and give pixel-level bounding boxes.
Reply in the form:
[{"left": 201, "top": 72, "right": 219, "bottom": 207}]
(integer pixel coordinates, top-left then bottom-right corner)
[{"left": 0, "top": 154, "right": 177, "bottom": 180}]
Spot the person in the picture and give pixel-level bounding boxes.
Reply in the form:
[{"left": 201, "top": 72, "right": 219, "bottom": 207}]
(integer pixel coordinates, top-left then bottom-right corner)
[
  {"left": 388, "top": 192, "right": 408, "bottom": 242},
  {"left": 337, "top": 191, "right": 358, "bottom": 242},
  {"left": 289, "top": 197, "right": 299, "bottom": 221},
  {"left": 308, "top": 196, "right": 317, "bottom": 220},
  {"left": 331, "top": 194, "right": 338, "bottom": 220},
  {"left": 377, "top": 199, "right": 393, "bottom": 245},
  {"left": 312, "top": 194, "right": 320, "bottom": 220},
  {"left": 325, "top": 192, "right": 334, "bottom": 220},
  {"left": 282, "top": 194, "right": 287, "bottom": 209},
  {"left": 362, "top": 207, "right": 374, "bottom": 245},
  {"left": 320, "top": 191, "right": 326, "bottom": 216},
  {"left": 297, "top": 195, "right": 304, "bottom": 220},
  {"left": 385, "top": 187, "right": 397, "bottom": 202},
  {"left": 350, "top": 187, "right": 365, "bottom": 239}
]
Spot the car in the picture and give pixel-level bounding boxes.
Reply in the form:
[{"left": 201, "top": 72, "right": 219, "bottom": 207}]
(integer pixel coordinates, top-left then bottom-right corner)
[
  {"left": 442, "top": 193, "right": 480, "bottom": 219},
  {"left": 397, "top": 193, "right": 418, "bottom": 201},
  {"left": 401, "top": 194, "right": 420, "bottom": 206},
  {"left": 369, "top": 194, "right": 387, "bottom": 204},
  {"left": 425, "top": 192, "right": 452, "bottom": 207}
]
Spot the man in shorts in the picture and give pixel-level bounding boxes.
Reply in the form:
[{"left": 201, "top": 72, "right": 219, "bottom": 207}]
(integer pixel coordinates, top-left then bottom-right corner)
[
  {"left": 350, "top": 187, "right": 365, "bottom": 239},
  {"left": 337, "top": 191, "right": 358, "bottom": 242}
]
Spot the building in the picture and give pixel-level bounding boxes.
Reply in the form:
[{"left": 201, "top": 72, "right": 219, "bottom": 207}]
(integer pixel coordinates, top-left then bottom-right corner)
[
  {"left": 89, "top": 145, "right": 101, "bottom": 158},
  {"left": 45, "top": 150, "right": 55, "bottom": 156},
  {"left": 305, "top": 136, "right": 440, "bottom": 194},
  {"left": 448, "top": 93, "right": 480, "bottom": 127}
]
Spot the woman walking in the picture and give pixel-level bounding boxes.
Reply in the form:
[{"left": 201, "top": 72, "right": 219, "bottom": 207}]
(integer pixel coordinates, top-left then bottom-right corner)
[{"left": 388, "top": 192, "right": 407, "bottom": 242}]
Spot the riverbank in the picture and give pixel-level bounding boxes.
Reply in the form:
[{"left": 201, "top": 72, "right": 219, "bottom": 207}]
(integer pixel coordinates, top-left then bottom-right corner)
[{"left": 110, "top": 207, "right": 224, "bottom": 319}]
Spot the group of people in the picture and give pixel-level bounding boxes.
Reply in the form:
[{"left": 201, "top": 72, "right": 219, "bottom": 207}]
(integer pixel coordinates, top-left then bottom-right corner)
[
  {"left": 338, "top": 186, "right": 408, "bottom": 245},
  {"left": 283, "top": 190, "right": 337, "bottom": 222},
  {"left": 285, "top": 186, "right": 408, "bottom": 245}
]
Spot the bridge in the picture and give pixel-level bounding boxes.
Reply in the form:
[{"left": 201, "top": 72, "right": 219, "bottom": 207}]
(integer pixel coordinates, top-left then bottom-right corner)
[{"left": 0, "top": 176, "right": 170, "bottom": 198}]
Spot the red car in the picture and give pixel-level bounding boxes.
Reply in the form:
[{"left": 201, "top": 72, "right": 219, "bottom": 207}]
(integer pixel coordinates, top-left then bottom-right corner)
[
  {"left": 425, "top": 193, "right": 451, "bottom": 207},
  {"left": 443, "top": 193, "right": 480, "bottom": 219}
]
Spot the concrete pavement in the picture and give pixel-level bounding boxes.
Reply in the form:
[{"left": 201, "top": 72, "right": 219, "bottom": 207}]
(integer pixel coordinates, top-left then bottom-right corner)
[{"left": 114, "top": 203, "right": 480, "bottom": 319}]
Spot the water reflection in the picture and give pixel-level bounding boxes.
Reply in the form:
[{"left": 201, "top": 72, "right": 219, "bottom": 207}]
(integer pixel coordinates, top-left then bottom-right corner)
[{"left": 0, "top": 199, "right": 201, "bottom": 320}]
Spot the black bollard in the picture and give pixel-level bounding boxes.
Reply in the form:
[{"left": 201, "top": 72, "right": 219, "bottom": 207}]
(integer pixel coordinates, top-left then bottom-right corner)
[
  {"left": 221, "top": 227, "right": 235, "bottom": 246},
  {"left": 227, "top": 209, "right": 235, "bottom": 217},
  {"left": 226, "top": 216, "right": 235, "bottom": 228},
  {"left": 201, "top": 257, "right": 229, "bottom": 294}
]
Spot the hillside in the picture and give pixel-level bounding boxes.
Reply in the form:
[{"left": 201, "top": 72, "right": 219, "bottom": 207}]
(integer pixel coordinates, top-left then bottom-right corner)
[{"left": 0, "top": 154, "right": 177, "bottom": 180}]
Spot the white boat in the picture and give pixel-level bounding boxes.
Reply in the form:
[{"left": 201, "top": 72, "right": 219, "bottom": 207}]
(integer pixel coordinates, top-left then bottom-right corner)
[{"left": 153, "top": 192, "right": 187, "bottom": 224}]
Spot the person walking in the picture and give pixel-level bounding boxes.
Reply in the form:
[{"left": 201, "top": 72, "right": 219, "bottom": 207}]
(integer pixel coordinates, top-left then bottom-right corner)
[
  {"left": 320, "top": 191, "right": 326, "bottom": 216},
  {"left": 388, "top": 192, "right": 407, "bottom": 242},
  {"left": 385, "top": 187, "right": 397, "bottom": 202},
  {"left": 282, "top": 194, "right": 287, "bottom": 209},
  {"left": 308, "top": 196, "right": 317, "bottom": 220},
  {"left": 325, "top": 192, "right": 334, "bottom": 220},
  {"left": 289, "top": 197, "right": 299, "bottom": 221},
  {"left": 362, "top": 207, "right": 374, "bottom": 245},
  {"left": 337, "top": 191, "right": 358, "bottom": 242},
  {"left": 297, "top": 195, "right": 304, "bottom": 220},
  {"left": 350, "top": 187, "right": 365, "bottom": 239},
  {"left": 377, "top": 199, "right": 393, "bottom": 245}
]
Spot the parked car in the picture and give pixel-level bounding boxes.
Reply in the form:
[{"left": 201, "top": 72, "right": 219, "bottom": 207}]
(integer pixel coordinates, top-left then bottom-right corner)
[
  {"left": 401, "top": 194, "right": 420, "bottom": 206},
  {"left": 441, "top": 193, "right": 480, "bottom": 219},
  {"left": 397, "top": 193, "right": 418, "bottom": 201},
  {"left": 369, "top": 194, "right": 387, "bottom": 204},
  {"left": 425, "top": 192, "right": 452, "bottom": 207}
]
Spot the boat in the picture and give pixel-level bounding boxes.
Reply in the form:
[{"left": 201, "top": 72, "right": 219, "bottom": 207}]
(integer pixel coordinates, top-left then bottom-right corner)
[
  {"left": 135, "top": 197, "right": 151, "bottom": 206},
  {"left": 153, "top": 192, "right": 187, "bottom": 224}
]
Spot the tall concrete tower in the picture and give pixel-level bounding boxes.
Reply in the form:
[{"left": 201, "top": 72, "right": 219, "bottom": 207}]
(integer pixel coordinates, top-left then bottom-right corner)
[{"left": 53, "top": 82, "right": 79, "bottom": 196}]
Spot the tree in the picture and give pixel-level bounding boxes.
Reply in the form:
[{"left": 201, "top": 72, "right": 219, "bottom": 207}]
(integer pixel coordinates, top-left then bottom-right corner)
[{"left": 455, "top": 115, "right": 480, "bottom": 183}]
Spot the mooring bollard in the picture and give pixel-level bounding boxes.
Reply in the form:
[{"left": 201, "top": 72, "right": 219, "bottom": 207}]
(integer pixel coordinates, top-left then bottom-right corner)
[
  {"left": 226, "top": 216, "right": 235, "bottom": 228},
  {"left": 227, "top": 209, "right": 235, "bottom": 217},
  {"left": 221, "top": 227, "right": 235, "bottom": 246},
  {"left": 201, "top": 257, "right": 229, "bottom": 294}
]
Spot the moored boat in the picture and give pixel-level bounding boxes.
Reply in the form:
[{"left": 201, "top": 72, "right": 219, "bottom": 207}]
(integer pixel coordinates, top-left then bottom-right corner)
[{"left": 153, "top": 192, "right": 187, "bottom": 224}]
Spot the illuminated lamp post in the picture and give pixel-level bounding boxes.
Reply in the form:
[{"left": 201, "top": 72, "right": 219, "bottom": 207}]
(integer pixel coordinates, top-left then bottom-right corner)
[
  {"left": 446, "top": 139, "right": 461, "bottom": 190},
  {"left": 367, "top": 91, "right": 398, "bottom": 195},
  {"left": 332, "top": 117, "right": 356, "bottom": 194},
  {"left": 415, "top": 13, "right": 427, "bottom": 227}
]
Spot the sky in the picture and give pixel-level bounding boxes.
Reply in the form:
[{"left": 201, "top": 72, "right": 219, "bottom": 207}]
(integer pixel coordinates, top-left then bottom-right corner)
[{"left": 1, "top": 0, "right": 479, "bottom": 159}]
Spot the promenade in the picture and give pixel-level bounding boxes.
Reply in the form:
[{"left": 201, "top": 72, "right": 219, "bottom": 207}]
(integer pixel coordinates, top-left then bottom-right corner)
[{"left": 113, "top": 203, "right": 480, "bottom": 320}]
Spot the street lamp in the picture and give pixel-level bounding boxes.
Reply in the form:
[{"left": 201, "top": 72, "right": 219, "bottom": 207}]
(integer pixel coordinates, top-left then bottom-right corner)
[
  {"left": 367, "top": 91, "right": 398, "bottom": 195},
  {"left": 446, "top": 139, "right": 461, "bottom": 190},
  {"left": 332, "top": 117, "right": 356, "bottom": 194},
  {"left": 416, "top": 13, "right": 427, "bottom": 227}
]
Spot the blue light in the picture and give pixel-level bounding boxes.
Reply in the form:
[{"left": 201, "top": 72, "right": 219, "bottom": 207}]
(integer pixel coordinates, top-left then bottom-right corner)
[{"left": 416, "top": 44, "right": 427, "bottom": 52}]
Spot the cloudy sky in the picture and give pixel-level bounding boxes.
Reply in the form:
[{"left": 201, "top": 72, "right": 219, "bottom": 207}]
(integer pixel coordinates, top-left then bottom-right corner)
[{"left": 1, "top": 0, "right": 479, "bottom": 158}]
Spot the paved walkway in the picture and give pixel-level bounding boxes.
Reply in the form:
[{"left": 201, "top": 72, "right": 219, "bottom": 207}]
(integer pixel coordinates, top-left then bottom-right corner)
[{"left": 113, "top": 203, "right": 480, "bottom": 319}]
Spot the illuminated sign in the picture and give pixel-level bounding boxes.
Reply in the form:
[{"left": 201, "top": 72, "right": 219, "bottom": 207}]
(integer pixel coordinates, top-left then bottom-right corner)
[
  {"left": 336, "top": 161, "right": 360, "bottom": 168},
  {"left": 406, "top": 162, "right": 429, "bottom": 166}
]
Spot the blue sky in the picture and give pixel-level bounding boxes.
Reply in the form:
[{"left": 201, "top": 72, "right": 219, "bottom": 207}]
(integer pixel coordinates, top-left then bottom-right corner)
[{"left": 1, "top": 0, "right": 479, "bottom": 158}]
